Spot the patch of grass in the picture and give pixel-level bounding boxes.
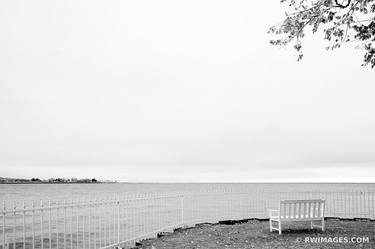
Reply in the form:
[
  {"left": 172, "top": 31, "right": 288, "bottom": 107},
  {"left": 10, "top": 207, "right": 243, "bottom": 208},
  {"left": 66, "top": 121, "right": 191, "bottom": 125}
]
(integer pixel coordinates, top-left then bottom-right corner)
[{"left": 135, "top": 220, "right": 375, "bottom": 249}]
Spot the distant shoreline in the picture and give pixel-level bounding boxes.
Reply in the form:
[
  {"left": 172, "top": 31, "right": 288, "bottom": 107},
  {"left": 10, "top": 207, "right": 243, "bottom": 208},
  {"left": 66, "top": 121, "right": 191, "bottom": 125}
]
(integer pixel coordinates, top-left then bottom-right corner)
[
  {"left": 1, "top": 182, "right": 374, "bottom": 184},
  {"left": 0, "top": 182, "right": 117, "bottom": 184},
  {"left": 0, "top": 177, "right": 117, "bottom": 184}
]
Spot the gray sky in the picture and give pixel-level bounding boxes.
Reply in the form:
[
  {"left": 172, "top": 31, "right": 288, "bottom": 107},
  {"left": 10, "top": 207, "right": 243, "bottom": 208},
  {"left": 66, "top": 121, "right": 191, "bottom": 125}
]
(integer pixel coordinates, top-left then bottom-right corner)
[{"left": 1, "top": 0, "right": 374, "bottom": 182}]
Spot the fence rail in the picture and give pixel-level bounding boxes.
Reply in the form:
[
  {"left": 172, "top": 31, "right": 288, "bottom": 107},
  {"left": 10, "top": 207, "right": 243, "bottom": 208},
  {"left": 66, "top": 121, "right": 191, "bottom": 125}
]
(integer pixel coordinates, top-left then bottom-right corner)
[{"left": 1, "top": 191, "right": 375, "bottom": 249}]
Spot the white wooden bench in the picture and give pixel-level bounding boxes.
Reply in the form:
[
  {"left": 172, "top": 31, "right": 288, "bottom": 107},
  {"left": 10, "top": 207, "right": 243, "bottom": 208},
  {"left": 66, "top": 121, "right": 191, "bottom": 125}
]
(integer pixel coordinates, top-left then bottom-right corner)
[{"left": 268, "top": 199, "right": 325, "bottom": 234}]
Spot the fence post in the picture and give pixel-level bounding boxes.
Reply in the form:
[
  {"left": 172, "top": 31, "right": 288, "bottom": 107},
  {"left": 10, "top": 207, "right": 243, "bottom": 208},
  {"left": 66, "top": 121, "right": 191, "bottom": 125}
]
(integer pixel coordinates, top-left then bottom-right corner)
[
  {"left": 180, "top": 195, "right": 184, "bottom": 226},
  {"left": 23, "top": 201, "right": 26, "bottom": 249},
  {"left": 49, "top": 200, "right": 52, "bottom": 249},
  {"left": 13, "top": 201, "right": 16, "bottom": 249},
  {"left": 32, "top": 200, "right": 35, "bottom": 249},
  {"left": 117, "top": 197, "right": 120, "bottom": 245},
  {"left": 64, "top": 200, "right": 67, "bottom": 249},
  {"left": 41, "top": 200, "right": 44, "bottom": 249},
  {"left": 94, "top": 199, "right": 97, "bottom": 249},
  {"left": 3, "top": 201, "right": 5, "bottom": 249}
]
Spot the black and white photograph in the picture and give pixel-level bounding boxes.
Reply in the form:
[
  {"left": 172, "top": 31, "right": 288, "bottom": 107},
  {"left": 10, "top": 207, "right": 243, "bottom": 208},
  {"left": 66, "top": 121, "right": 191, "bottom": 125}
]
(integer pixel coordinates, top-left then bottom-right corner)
[{"left": 1, "top": 0, "right": 375, "bottom": 248}]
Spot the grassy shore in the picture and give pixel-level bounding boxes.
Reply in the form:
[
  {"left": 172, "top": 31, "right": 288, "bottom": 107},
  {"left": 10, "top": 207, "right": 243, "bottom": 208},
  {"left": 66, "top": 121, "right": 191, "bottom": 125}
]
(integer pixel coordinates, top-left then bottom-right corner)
[{"left": 134, "top": 219, "right": 375, "bottom": 249}]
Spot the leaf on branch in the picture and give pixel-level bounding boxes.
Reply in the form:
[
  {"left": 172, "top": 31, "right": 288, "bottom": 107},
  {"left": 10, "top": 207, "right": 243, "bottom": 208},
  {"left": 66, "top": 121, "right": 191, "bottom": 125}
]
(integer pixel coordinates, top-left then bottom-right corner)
[{"left": 269, "top": 0, "right": 375, "bottom": 68}]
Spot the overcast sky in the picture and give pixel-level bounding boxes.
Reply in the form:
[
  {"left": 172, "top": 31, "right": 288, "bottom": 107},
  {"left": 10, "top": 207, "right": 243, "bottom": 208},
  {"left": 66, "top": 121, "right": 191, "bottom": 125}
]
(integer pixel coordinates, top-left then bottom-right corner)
[{"left": 1, "top": 0, "right": 374, "bottom": 182}]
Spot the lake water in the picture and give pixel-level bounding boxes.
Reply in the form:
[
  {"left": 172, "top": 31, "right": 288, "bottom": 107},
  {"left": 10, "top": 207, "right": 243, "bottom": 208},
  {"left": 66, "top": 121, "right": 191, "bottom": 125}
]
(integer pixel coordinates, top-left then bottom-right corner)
[
  {"left": 1, "top": 182, "right": 375, "bottom": 203},
  {"left": 1, "top": 183, "right": 375, "bottom": 249}
]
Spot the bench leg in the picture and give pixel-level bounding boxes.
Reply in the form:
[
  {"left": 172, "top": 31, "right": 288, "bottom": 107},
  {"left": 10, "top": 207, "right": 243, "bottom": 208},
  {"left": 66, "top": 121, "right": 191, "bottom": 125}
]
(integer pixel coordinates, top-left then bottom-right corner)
[
  {"left": 269, "top": 219, "right": 272, "bottom": 232},
  {"left": 311, "top": 219, "right": 325, "bottom": 231},
  {"left": 269, "top": 220, "right": 282, "bottom": 234}
]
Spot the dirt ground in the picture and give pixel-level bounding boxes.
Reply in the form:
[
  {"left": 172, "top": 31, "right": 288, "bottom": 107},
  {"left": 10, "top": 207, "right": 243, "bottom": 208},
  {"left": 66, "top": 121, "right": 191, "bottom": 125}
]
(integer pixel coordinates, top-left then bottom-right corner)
[{"left": 134, "top": 219, "right": 375, "bottom": 249}]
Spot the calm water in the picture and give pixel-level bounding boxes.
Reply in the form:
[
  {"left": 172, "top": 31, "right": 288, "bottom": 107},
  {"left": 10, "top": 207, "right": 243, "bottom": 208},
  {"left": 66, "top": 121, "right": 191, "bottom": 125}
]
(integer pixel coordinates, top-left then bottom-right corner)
[
  {"left": 1, "top": 183, "right": 375, "bottom": 203},
  {"left": 1, "top": 183, "right": 375, "bottom": 248}
]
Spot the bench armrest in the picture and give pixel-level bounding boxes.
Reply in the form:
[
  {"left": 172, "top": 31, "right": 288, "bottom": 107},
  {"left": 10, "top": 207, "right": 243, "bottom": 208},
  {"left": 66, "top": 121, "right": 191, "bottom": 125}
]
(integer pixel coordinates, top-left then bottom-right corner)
[
  {"left": 268, "top": 209, "right": 279, "bottom": 219},
  {"left": 267, "top": 209, "right": 279, "bottom": 212}
]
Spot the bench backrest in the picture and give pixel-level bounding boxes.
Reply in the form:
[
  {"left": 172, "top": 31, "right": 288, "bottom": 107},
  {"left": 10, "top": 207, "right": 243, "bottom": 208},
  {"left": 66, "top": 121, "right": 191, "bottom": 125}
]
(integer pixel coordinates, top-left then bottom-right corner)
[{"left": 279, "top": 199, "right": 325, "bottom": 220}]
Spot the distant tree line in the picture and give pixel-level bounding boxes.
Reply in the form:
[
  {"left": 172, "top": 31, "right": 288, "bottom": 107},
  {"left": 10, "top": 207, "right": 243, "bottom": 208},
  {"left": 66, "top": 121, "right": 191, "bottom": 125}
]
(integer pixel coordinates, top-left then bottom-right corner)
[
  {"left": 47, "top": 178, "right": 98, "bottom": 183},
  {"left": 0, "top": 177, "right": 102, "bottom": 183}
]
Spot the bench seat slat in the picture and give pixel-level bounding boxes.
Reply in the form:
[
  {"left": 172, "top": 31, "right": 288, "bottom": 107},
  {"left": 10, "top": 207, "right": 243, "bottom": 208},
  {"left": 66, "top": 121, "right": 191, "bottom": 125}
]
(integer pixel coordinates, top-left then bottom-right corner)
[
  {"left": 270, "top": 200, "right": 325, "bottom": 223},
  {"left": 279, "top": 217, "right": 323, "bottom": 221}
]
